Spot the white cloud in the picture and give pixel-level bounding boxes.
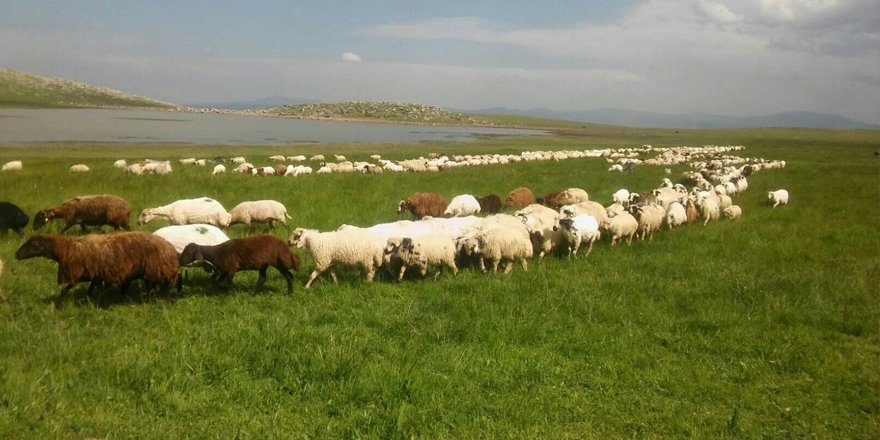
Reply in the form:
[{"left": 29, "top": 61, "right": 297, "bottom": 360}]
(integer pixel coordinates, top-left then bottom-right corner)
[
  {"left": 341, "top": 51, "right": 363, "bottom": 62},
  {"left": 699, "top": 1, "right": 741, "bottom": 23}
]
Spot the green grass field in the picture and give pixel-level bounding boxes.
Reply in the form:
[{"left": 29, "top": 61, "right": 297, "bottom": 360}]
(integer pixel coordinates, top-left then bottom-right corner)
[{"left": 0, "top": 126, "right": 878, "bottom": 438}]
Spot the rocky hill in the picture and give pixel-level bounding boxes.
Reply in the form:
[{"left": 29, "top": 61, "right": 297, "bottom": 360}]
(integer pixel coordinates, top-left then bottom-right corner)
[{"left": 0, "top": 68, "right": 177, "bottom": 109}]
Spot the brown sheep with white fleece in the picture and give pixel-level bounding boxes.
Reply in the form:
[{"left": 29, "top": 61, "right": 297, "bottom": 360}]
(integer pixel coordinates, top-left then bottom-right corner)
[
  {"left": 504, "top": 187, "right": 535, "bottom": 209},
  {"left": 397, "top": 192, "right": 447, "bottom": 219},
  {"left": 33, "top": 194, "right": 131, "bottom": 233},
  {"left": 178, "top": 234, "right": 300, "bottom": 293},
  {"left": 15, "top": 232, "right": 180, "bottom": 307}
]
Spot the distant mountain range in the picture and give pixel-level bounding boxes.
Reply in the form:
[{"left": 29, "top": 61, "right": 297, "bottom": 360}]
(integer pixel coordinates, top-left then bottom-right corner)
[{"left": 464, "top": 107, "right": 880, "bottom": 130}]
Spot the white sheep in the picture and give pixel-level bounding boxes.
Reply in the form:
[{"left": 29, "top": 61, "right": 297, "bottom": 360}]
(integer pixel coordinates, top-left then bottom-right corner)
[
  {"left": 152, "top": 223, "right": 230, "bottom": 254},
  {"left": 559, "top": 201, "right": 608, "bottom": 226},
  {"left": 144, "top": 161, "right": 172, "bottom": 175},
  {"left": 179, "top": 158, "right": 197, "bottom": 165},
  {"left": 212, "top": 164, "right": 226, "bottom": 175},
  {"left": 2, "top": 160, "right": 22, "bottom": 172},
  {"left": 138, "top": 197, "right": 231, "bottom": 227},
  {"left": 289, "top": 227, "right": 384, "bottom": 288},
  {"left": 461, "top": 225, "right": 532, "bottom": 273},
  {"left": 664, "top": 201, "right": 688, "bottom": 229},
  {"left": 288, "top": 155, "right": 307, "bottom": 162},
  {"left": 722, "top": 205, "right": 743, "bottom": 219},
  {"left": 600, "top": 211, "right": 639, "bottom": 246},
  {"left": 268, "top": 155, "right": 286, "bottom": 161},
  {"left": 612, "top": 188, "right": 631, "bottom": 207},
  {"left": 69, "top": 164, "right": 90, "bottom": 173},
  {"left": 697, "top": 194, "right": 720, "bottom": 225},
  {"left": 316, "top": 166, "right": 332, "bottom": 174},
  {"left": 125, "top": 163, "right": 145, "bottom": 175},
  {"left": 768, "top": 189, "right": 789, "bottom": 208},
  {"left": 631, "top": 204, "right": 665, "bottom": 240},
  {"left": 608, "top": 164, "right": 623, "bottom": 172},
  {"left": 113, "top": 159, "right": 127, "bottom": 169},
  {"left": 516, "top": 204, "right": 563, "bottom": 259},
  {"left": 444, "top": 194, "right": 481, "bottom": 217},
  {"left": 231, "top": 156, "right": 247, "bottom": 164},
  {"left": 553, "top": 214, "right": 601, "bottom": 258},
  {"left": 310, "top": 154, "right": 325, "bottom": 162},
  {"left": 195, "top": 159, "right": 206, "bottom": 166},
  {"left": 228, "top": 200, "right": 291, "bottom": 229},
  {"left": 385, "top": 236, "right": 458, "bottom": 280}
]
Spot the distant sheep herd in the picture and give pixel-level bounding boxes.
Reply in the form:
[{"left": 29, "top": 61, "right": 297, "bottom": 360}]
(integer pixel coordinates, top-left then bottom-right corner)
[{"left": 0, "top": 145, "right": 790, "bottom": 307}]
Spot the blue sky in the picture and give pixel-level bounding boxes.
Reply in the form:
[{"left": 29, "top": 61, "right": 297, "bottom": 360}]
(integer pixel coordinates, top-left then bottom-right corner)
[{"left": 1, "top": 0, "right": 878, "bottom": 124}]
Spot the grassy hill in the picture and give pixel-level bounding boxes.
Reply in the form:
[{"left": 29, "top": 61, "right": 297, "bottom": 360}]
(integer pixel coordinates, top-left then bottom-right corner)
[
  {"left": 0, "top": 68, "right": 177, "bottom": 109},
  {"left": 263, "top": 101, "right": 493, "bottom": 125}
]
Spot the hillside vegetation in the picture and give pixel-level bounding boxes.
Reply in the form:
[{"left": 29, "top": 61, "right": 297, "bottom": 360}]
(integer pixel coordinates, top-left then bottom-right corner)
[
  {"left": 0, "top": 68, "right": 177, "bottom": 109},
  {"left": 263, "top": 101, "right": 493, "bottom": 125}
]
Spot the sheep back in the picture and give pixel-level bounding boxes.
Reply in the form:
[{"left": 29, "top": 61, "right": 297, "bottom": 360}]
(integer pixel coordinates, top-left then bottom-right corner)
[
  {"left": 34, "top": 194, "right": 131, "bottom": 231},
  {"left": 504, "top": 187, "right": 535, "bottom": 209},
  {"left": 399, "top": 192, "right": 447, "bottom": 219}
]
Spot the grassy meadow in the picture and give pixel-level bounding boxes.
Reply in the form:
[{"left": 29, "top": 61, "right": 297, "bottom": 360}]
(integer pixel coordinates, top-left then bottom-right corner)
[{"left": 0, "top": 126, "right": 878, "bottom": 438}]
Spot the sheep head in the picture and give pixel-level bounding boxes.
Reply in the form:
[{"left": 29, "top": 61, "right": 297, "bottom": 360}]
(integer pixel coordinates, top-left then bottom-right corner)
[
  {"left": 137, "top": 209, "right": 158, "bottom": 226},
  {"left": 15, "top": 235, "right": 55, "bottom": 260},
  {"left": 384, "top": 237, "right": 403, "bottom": 255},
  {"left": 32, "top": 209, "right": 56, "bottom": 230},
  {"left": 178, "top": 243, "right": 205, "bottom": 267},
  {"left": 396, "top": 200, "right": 411, "bottom": 215}
]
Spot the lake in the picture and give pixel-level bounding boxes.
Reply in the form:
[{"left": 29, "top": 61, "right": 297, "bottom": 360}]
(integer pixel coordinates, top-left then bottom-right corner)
[{"left": 0, "top": 108, "right": 545, "bottom": 145}]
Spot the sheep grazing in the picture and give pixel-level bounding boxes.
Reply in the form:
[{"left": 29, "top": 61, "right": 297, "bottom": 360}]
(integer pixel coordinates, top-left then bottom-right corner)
[
  {"left": 153, "top": 224, "right": 230, "bottom": 254},
  {"left": 397, "top": 192, "right": 447, "bottom": 219},
  {"left": 629, "top": 204, "right": 665, "bottom": 240},
  {"left": 228, "top": 200, "right": 291, "bottom": 229},
  {"left": 34, "top": 194, "right": 131, "bottom": 233},
  {"left": 138, "top": 197, "right": 231, "bottom": 228},
  {"left": 697, "top": 194, "right": 720, "bottom": 225},
  {"left": 1, "top": 160, "right": 22, "bottom": 172},
  {"left": 178, "top": 235, "right": 300, "bottom": 294},
  {"left": 268, "top": 155, "right": 286, "bottom": 161},
  {"left": 553, "top": 215, "right": 601, "bottom": 258},
  {"left": 15, "top": 232, "right": 180, "bottom": 307},
  {"left": 768, "top": 189, "right": 789, "bottom": 208},
  {"left": 289, "top": 227, "right": 385, "bottom": 288},
  {"left": 504, "top": 187, "right": 535, "bottom": 209},
  {"left": 462, "top": 225, "right": 532, "bottom": 273},
  {"left": 722, "top": 205, "right": 743, "bottom": 220},
  {"left": 538, "top": 188, "right": 589, "bottom": 209},
  {"left": 476, "top": 194, "right": 502, "bottom": 214},
  {"left": 444, "top": 194, "right": 481, "bottom": 217},
  {"left": 384, "top": 236, "right": 458, "bottom": 280},
  {"left": 310, "top": 154, "right": 325, "bottom": 162},
  {"left": 212, "top": 164, "right": 226, "bottom": 175},
  {"left": 600, "top": 211, "right": 639, "bottom": 246},
  {"left": 113, "top": 159, "right": 127, "bottom": 169},
  {"left": 0, "top": 201, "right": 29, "bottom": 238},
  {"left": 68, "top": 164, "right": 90, "bottom": 173}
]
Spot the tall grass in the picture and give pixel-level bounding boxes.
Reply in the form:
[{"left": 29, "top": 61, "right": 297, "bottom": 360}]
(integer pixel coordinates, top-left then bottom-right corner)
[{"left": 0, "top": 127, "right": 878, "bottom": 438}]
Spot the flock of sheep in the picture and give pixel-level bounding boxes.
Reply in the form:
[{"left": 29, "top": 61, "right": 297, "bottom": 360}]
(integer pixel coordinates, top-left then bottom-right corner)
[{"left": 0, "top": 145, "right": 790, "bottom": 307}]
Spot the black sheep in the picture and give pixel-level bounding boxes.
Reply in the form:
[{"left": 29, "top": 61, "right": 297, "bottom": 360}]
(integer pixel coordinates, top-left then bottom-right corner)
[{"left": 0, "top": 202, "right": 29, "bottom": 238}]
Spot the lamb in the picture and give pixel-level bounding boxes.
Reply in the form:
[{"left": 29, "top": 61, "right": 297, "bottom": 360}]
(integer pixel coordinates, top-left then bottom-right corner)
[
  {"left": 152, "top": 224, "right": 230, "bottom": 254},
  {"left": 69, "top": 164, "right": 90, "bottom": 173},
  {"left": 664, "top": 201, "right": 688, "bottom": 230},
  {"left": 504, "top": 187, "right": 535, "bottom": 209},
  {"left": 228, "top": 200, "right": 291, "bottom": 229},
  {"left": 1, "top": 160, "right": 22, "bottom": 171},
  {"left": 537, "top": 188, "right": 589, "bottom": 209},
  {"left": 288, "top": 227, "right": 385, "bottom": 288},
  {"left": 195, "top": 159, "right": 206, "bottom": 166},
  {"left": 600, "top": 211, "right": 639, "bottom": 246},
  {"left": 0, "top": 201, "right": 29, "bottom": 237},
  {"left": 768, "top": 189, "right": 789, "bottom": 208},
  {"left": 397, "top": 192, "right": 447, "bottom": 219},
  {"left": 476, "top": 194, "right": 502, "bottom": 214},
  {"left": 212, "top": 164, "right": 226, "bottom": 175},
  {"left": 443, "top": 194, "right": 481, "bottom": 217},
  {"left": 34, "top": 194, "right": 131, "bottom": 233},
  {"left": 608, "top": 164, "right": 623, "bottom": 172},
  {"left": 685, "top": 199, "right": 700, "bottom": 224},
  {"left": 722, "top": 205, "right": 743, "bottom": 220},
  {"left": 629, "top": 204, "right": 665, "bottom": 240},
  {"left": 553, "top": 215, "right": 601, "bottom": 258},
  {"left": 138, "top": 197, "right": 231, "bottom": 228},
  {"left": 15, "top": 232, "right": 180, "bottom": 307},
  {"left": 384, "top": 236, "right": 458, "bottom": 280},
  {"left": 460, "top": 224, "right": 532, "bottom": 273},
  {"left": 178, "top": 235, "right": 300, "bottom": 293},
  {"left": 113, "top": 159, "right": 127, "bottom": 169}
]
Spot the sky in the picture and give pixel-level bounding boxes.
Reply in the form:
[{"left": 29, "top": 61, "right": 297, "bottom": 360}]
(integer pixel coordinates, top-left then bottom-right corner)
[{"left": 1, "top": 0, "right": 878, "bottom": 124}]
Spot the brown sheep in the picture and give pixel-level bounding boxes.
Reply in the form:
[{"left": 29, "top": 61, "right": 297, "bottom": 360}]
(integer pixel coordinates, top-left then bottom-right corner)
[
  {"left": 15, "top": 232, "right": 180, "bottom": 307},
  {"left": 178, "top": 234, "right": 300, "bottom": 293},
  {"left": 504, "top": 187, "right": 535, "bottom": 209},
  {"left": 476, "top": 194, "right": 501, "bottom": 214},
  {"left": 397, "top": 192, "right": 447, "bottom": 219},
  {"left": 537, "top": 188, "right": 589, "bottom": 210},
  {"left": 274, "top": 164, "right": 288, "bottom": 176},
  {"left": 33, "top": 194, "right": 131, "bottom": 233}
]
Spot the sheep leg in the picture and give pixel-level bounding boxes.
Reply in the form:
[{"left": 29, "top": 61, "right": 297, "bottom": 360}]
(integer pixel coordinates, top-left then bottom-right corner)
[
  {"left": 253, "top": 266, "right": 269, "bottom": 292},
  {"left": 419, "top": 264, "right": 428, "bottom": 278},
  {"left": 55, "top": 283, "right": 75, "bottom": 308},
  {"left": 584, "top": 239, "right": 595, "bottom": 258},
  {"left": 365, "top": 266, "right": 375, "bottom": 283},
  {"left": 304, "top": 269, "right": 323, "bottom": 289},
  {"left": 277, "top": 267, "right": 294, "bottom": 293},
  {"left": 224, "top": 273, "right": 235, "bottom": 292},
  {"left": 491, "top": 259, "right": 500, "bottom": 273},
  {"left": 397, "top": 265, "right": 407, "bottom": 282},
  {"left": 503, "top": 260, "right": 513, "bottom": 274},
  {"left": 330, "top": 270, "right": 339, "bottom": 284},
  {"left": 520, "top": 258, "right": 528, "bottom": 272}
]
